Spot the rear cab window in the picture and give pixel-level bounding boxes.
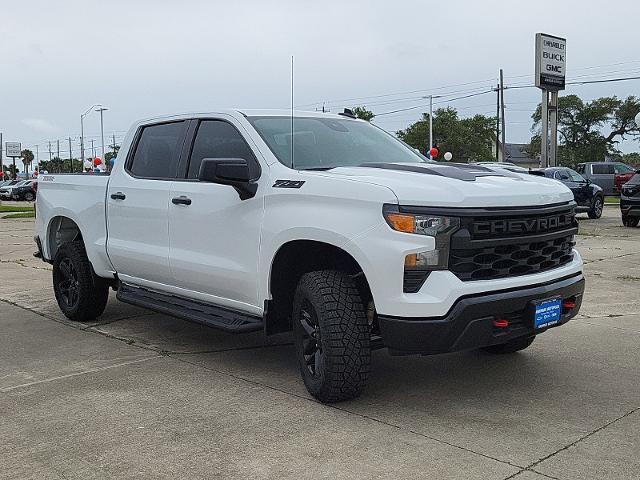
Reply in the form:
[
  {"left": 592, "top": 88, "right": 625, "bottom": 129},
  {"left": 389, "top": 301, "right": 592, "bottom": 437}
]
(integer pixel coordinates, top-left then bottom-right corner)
[
  {"left": 591, "top": 164, "right": 615, "bottom": 175},
  {"left": 128, "top": 121, "right": 188, "bottom": 179}
]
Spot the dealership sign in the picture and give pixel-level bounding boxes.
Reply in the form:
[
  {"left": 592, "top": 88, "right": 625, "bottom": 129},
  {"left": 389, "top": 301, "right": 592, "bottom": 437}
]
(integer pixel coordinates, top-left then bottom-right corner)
[
  {"left": 535, "top": 33, "right": 566, "bottom": 91},
  {"left": 5, "top": 142, "right": 21, "bottom": 157}
]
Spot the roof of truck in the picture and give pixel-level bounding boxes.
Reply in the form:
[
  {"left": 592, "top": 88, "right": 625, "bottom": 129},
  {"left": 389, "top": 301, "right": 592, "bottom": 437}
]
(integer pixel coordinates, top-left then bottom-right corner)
[{"left": 135, "top": 109, "right": 358, "bottom": 125}]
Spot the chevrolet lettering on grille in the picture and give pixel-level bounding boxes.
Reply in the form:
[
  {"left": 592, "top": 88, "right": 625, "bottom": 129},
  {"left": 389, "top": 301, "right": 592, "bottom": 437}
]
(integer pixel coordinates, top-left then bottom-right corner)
[{"left": 473, "top": 214, "right": 573, "bottom": 236}]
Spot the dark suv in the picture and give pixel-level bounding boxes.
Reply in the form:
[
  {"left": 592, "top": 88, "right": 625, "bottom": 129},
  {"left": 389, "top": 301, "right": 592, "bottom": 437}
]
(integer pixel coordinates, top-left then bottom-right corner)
[
  {"left": 531, "top": 167, "right": 604, "bottom": 218},
  {"left": 621, "top": 172, "right": 640, "bottom": 227}
]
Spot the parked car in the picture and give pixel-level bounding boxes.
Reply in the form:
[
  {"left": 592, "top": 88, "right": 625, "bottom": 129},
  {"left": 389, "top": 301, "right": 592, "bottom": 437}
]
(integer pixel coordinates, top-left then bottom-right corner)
[
  {"left": 34, "top": 110, "right": 585, "bottom": 403},
  {"left": 620, "top": 172, "right": 640, "bottom": 227},
  {"left": 530, "top": 167, "right": 604, "bottom": 219},
  {"left": 0, "top": 179, "right": 27, "bottom": 199},
  {"left": 614, "top": 167, "right": 637, "bottom": 194},
  {"left": 576, "top": 162, "right": 634, "bottom": 195},
  {"left": 10, "top": 180, "right": 37, "bottom": 201}
]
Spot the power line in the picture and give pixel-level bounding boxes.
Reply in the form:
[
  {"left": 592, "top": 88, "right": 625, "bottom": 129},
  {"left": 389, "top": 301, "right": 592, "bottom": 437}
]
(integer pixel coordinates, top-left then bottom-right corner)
[{"left": 374, "top": 89, "right": 496, "bottom": 117}]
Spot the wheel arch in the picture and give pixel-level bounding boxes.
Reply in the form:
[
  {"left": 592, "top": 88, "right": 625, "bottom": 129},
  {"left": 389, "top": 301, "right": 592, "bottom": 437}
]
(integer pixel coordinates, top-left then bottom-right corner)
[{"left": 265, "top": 239, "right": 373, "bottom": 335}]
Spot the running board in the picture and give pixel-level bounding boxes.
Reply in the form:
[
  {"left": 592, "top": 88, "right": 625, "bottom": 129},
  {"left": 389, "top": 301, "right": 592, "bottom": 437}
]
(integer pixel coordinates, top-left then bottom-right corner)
[{"left": 117, "top": 283, "right": 263, "bottom": 333}]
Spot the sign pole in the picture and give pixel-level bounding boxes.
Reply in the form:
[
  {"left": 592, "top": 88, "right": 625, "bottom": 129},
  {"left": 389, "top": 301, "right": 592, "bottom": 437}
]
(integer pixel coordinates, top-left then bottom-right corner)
[
  {"left": 541, "top": 90, "right": 549, "bottom": 167},
  {"left": 549, "top": 91, "right": 559, "bottom": 167},
  {"left": 0, "top": 132, "right": 3, "bottom": 178}
]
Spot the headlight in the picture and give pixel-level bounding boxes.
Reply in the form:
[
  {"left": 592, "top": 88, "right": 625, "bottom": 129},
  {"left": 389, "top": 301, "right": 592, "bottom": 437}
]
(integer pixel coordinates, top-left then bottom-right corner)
[{"left": 383, "top": 207, "right": 460, "bottom": 291}]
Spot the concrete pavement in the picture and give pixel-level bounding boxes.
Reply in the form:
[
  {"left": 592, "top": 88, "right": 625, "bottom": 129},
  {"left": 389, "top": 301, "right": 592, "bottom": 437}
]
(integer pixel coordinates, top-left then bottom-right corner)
[{"left": 1, "top": 208, "right": 638, "bottom": 479}]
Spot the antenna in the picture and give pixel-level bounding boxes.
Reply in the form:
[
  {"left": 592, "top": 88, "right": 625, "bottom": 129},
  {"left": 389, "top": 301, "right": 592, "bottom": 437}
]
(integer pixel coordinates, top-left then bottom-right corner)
[{"left": 290, "top": 55, "right": 295, "bottom": 169}]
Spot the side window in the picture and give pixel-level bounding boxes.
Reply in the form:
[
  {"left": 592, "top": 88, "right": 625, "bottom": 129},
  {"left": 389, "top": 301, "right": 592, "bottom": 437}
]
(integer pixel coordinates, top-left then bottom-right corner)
[
  {"left": 187, "top": 120, "right": 257, "bottom": 179},
  {"left": 614, "top": 163, "right": 633, "bottom": 174},
  {"left": 592, "top": 164, "right": 614, "bottom": 175},
  {"left": 558, "top": 169, "right": 570, "bottom": 181},
  {"left": 576, "top": 164, "right": 585, "bottom": 174},
  {"left": 129, "top": 121, "right": 187, "bottom": 179}
]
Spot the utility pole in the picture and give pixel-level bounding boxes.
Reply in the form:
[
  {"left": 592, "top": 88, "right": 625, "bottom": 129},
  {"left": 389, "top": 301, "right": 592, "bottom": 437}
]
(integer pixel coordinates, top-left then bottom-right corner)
[
  {"left": 495, "top": 83, "right": 500, "bottom": 161},
  {"left": 500, "top": 69, "right": 506, "bottom": 158},
  {"left": 56, "top": 139, "right": 60, "bottom": 159},
  {"left": 96, "top": 106, "right": 108, "bottom": 159},
  {"left": 68, "top": 137, "right": 73, "bottom": 172},
  {"left": 0, "top": 132, "right": 3, "bottom": 179},
  {"left": 429, "top": 95, "right": 433, "bottom": 156},
  {"left": 48, "top": 141, "right": 52, "bottom": 161},
  {"left": 91, "top": 139, "right": 95, "bottom": 159}
]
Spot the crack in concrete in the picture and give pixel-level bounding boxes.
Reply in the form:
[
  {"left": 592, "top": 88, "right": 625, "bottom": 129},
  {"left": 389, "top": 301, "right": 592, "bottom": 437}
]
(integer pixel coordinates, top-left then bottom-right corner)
[
  {"left": 502, "top": 406, "right": 640, "bottom": 480},
  {"left": 582, "top": 251, "right": 640, "bottom": 265},
  {"left": 0, "top": 356, "right": 159, "bottom": 393}
]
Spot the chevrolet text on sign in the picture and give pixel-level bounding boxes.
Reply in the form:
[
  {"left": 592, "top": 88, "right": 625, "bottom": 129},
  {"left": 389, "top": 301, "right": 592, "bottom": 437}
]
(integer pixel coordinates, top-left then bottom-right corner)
[{"left": 535, "top": 33, "right": 566, "bottom": 91}]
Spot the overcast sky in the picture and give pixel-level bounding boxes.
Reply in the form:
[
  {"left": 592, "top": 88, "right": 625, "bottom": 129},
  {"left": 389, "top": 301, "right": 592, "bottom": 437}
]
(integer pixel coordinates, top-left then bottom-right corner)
[{"left": 1, "top": 0, "right": 639, "bottom": 161}]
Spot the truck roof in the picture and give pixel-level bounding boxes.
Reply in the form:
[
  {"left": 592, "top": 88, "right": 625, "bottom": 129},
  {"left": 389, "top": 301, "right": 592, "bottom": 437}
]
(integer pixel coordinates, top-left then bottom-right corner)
[{"left": 134, "top": 109, "right": 358, "bottom": 125}]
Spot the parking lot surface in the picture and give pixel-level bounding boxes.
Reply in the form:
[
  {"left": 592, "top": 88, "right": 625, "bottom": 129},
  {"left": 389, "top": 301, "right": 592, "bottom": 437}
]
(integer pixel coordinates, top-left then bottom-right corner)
[{"left": 1, "top": 207, "right": 638, "bottom": 479}]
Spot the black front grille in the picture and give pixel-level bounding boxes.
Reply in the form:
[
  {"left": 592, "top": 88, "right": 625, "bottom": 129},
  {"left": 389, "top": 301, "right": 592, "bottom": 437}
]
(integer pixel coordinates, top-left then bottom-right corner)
[{"left": 448, "top": 204, "right": 577, "bottom": 281}]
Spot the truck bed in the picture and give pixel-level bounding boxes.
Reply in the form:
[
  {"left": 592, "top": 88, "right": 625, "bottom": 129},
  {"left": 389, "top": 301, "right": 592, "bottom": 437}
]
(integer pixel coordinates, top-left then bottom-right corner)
[{"left": 35, "top": 174, "right": 114, "bottom": 277}]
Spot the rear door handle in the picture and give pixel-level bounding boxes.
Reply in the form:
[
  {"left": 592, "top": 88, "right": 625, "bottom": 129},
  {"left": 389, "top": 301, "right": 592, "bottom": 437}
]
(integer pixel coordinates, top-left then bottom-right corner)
[
  {"left": 110, "top": 192, "right": 126, "bottom": 200},
  {"left": 172, "top": 196, "right": 192, "bottom": 206}
]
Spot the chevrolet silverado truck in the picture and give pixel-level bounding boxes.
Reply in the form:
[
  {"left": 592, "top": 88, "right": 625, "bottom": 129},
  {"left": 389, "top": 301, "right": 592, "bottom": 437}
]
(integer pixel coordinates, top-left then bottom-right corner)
[{"left": 34, "top": 110, "right": 585, "bottom": 402}]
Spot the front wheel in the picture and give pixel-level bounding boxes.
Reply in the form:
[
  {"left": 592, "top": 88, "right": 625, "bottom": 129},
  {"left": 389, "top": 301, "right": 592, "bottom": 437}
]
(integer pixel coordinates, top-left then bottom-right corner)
[
  {"left": 482, "top": 335, "right": 535, "bottom": 354},
  {"left": 53, "top": 241, "right": 109, "bottom": 322},
  {"left": 24, "top": 191, "right": 35, "bottom": 202},
  {"left": 293, "top": 270, "right": 371, "bottom": 403},
  {"left": 622, "top": 216, "right": 639, "bottom": 228},
  {"left": 588, "top": 195, "right": 603, "bottom": 219}
]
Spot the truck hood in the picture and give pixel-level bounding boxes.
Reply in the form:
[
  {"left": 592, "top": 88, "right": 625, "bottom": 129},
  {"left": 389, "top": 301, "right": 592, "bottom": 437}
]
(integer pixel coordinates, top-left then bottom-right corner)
[{"left": 326, "top": 163, "right": 574, "bottom": 207}]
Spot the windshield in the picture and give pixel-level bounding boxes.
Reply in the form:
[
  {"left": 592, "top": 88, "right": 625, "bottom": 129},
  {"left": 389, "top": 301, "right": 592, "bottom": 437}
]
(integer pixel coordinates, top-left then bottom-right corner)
[
  {"left": 566, "top": 168, "right": 585, "bottom": 182},
  {"left": 247, "top": 116, "right": 428, "bottom": 170},
  {"left": 13, "top": 181, "right": 27, "bottom": 187}
]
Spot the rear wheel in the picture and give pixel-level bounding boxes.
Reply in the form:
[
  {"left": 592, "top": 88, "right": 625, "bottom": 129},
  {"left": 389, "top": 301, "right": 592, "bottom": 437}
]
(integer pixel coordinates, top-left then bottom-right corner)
[
  {"left": 482, "top": 335, "right": 535, "bottom": 354},
  {"left": 622, "top": 216, "right": 639, "bottom": 228},
  {"left": 24, "top": 191, "right": 35, "bottom": 202},
  {"left": 53, "top": 241, "right": 109, "bottom": 322},
  {"left": 293, "top": 270, "right": 371, "bottom": 403},
  {"left": 588, "top": 195, "right": 603, "bottom": 219}
]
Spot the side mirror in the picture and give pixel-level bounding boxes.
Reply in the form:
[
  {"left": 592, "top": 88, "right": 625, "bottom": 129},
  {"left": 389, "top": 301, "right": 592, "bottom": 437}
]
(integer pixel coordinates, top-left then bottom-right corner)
[{"left": 198, "top": 158, "right": 258, "bottom": 200}]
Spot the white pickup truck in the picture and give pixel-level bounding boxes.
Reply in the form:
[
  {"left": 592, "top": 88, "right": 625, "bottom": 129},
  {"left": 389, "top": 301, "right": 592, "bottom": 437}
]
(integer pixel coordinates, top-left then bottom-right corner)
[{"left": 35, "top": 109, "right": 585, "bottom": 402}]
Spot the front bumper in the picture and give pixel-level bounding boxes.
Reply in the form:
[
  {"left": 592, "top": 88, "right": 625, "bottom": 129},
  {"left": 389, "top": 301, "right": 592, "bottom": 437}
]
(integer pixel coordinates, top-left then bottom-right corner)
[
  {"left": 621, "top": 198, "right": 640, "bottom": 218},
  {"left": 378, "top": 272, "right": 585, "bottom": 355}
]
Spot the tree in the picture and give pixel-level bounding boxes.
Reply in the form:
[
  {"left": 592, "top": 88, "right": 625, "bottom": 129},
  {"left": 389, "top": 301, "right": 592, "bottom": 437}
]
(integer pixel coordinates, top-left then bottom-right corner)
[
  {"left": 352, "top": 106, "right": 375, "bottom": 121},
  {"left": 397, "top": 107, "right": 495, "bottom": 162},
  {"left": 104, "top": 145, "right": 120, "bottom": 164},
  {"left": 21, "top": 149, "right": 34, "bottom": 176},
  {"left": 530, "top": 94, "right": 640, "bottom": 167}
]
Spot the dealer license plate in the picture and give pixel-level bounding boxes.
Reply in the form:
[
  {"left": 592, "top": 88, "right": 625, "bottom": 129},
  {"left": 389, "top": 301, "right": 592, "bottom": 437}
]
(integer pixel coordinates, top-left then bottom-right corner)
[{"left": 534, "top": 298, "right": 562, "bottom": 330}]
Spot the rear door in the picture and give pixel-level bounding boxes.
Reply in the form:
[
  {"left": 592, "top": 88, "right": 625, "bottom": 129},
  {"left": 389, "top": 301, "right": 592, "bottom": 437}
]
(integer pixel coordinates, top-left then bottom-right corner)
[
  {"left": 590, "top": 163, "right": 615, "bottom": 194},
  {"left": 168, "top": 117, "right": 265, "bottom": 313},
  {"left": 107, "top": 120, "right": 189, "bottom": 286}
]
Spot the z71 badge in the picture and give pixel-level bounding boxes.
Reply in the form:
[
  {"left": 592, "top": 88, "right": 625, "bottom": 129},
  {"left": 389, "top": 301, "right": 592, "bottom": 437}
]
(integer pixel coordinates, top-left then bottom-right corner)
[{"left": 273, "top": 180, "right": 305, "bottom": 189}]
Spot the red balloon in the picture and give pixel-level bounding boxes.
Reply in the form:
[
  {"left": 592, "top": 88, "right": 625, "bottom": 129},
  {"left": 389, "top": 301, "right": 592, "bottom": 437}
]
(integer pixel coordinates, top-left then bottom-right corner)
[
  {"left": 93, "top": 157, "right": 102, "bottom": 166},
  {"left": 429, "top": 147, "right": 439, "bottom": 158}
]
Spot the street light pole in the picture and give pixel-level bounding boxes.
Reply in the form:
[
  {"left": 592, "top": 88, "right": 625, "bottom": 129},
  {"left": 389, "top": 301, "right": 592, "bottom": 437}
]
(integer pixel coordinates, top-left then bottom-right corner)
[
  {"left": 80, "top": 103, "right": 102, "bottom": 168},
  {"left": 95, "top": 107, "right": 108, "bottom": 160}
]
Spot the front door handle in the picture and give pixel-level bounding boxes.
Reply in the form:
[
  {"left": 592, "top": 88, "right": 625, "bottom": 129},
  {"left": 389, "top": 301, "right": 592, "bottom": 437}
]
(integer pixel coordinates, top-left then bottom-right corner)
[
  {"left": 172, "top": 195, "right": 192, "bottom": 206},
  {"left": 110, "top": 192, "right": 126, "bottom": 200}
]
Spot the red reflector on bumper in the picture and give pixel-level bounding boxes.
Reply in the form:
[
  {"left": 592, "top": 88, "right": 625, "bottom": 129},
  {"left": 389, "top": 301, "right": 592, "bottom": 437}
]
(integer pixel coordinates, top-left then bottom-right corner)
[
  {"left": 493, "top": 319, "right": 509, "bottom": 328},
  {"left": 562, "top": 300, "right": 576, "bottom": 309}
]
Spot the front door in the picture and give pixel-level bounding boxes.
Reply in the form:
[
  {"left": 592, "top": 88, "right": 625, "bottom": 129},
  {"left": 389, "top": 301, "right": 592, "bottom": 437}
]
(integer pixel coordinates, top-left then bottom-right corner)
[
  {"left": 168, "top": 118, "right": 265, "bottom": 314},
  {"left": 107, "top": 120, "right": 189, "bottom": 286}
]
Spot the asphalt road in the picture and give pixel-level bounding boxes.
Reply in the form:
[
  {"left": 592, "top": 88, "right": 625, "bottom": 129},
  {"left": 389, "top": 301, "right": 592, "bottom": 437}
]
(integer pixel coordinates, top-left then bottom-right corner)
[{"left": 1, "top": 207, "right": 638, "bottom": 479}]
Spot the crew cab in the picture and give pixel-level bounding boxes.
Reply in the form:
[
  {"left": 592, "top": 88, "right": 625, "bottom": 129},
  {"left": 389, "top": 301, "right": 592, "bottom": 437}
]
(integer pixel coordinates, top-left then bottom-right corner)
[
  {"left": 34, "top": 110, "right": 585, "bottom": 402},
  {"left": 530, "top": 167, "right": 604, "bottom": 218}
]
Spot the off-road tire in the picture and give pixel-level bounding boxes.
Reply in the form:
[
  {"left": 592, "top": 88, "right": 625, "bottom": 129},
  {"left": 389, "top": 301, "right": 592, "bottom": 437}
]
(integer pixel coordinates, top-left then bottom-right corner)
[
  {"left": 482, "top": 335, "right": 535, "bottom": 354},
  {"left": 622, "top": 216, "right": 639, "bottom": 228},
  {"left": 293, "top": 270, "right": 371, "bottom": 403},
  {"left": 53, "top": 241, "right": 109, "bottom": 322},
  {"left": 588, "top": 195, "right": 603, "bottom": 219}
]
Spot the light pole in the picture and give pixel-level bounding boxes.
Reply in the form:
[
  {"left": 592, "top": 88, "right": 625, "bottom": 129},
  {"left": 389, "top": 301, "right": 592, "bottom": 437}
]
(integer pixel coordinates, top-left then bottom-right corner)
[
  {"left": 80, "top": 103, "right": 101, "bottom": 167},
  {"left": 422, "top": 95, "right": 441, "bottom": 158},
  {"left": 95, "top": 106, "right": 108, "bottom": 161}
]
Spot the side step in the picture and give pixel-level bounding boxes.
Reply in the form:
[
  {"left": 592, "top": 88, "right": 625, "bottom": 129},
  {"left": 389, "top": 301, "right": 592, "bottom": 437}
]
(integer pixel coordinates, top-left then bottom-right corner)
[{"left": 117, "top": 283, "right": 263, "bottom": 333}]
